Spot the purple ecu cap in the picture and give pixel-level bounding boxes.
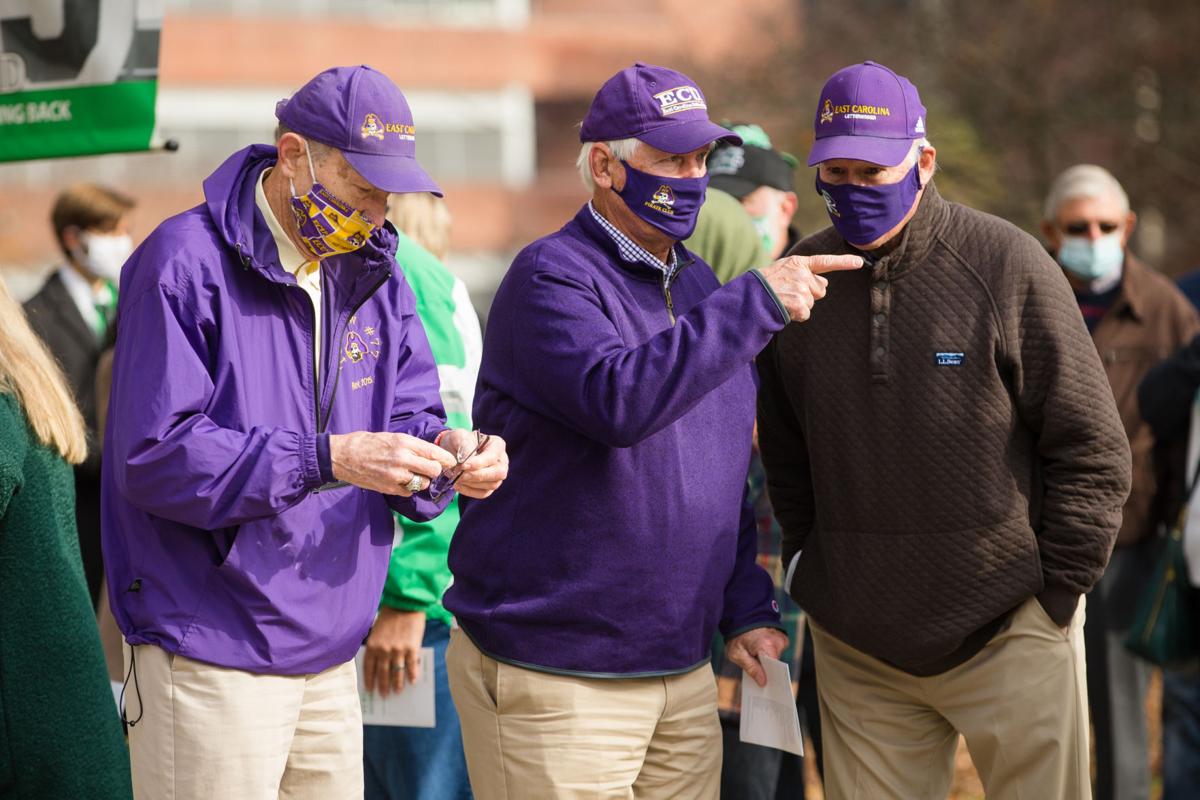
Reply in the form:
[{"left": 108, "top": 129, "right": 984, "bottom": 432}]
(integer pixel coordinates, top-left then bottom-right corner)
[
  {"left": 808, "top": 61, "right": 927, "bottom": 167},
  {"left": 275, "top": 65, "right": 442, "bottom": 197},
  {"left": 580, "top": 62, "right": 742, "bottom": 153}
]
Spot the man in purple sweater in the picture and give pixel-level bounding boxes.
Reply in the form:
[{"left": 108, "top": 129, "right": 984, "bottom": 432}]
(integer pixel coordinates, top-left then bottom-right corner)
[{"left": 443, "top": 62, "right": 861, "bottom": 798}]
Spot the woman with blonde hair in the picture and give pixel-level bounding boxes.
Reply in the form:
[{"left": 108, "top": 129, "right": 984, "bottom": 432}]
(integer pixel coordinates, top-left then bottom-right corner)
[
  {"left": 389, "top": 191, "right": 453, "bottom": 261},
  {"left": 0, "top": 279, "right": 131, "bottom": 798}
]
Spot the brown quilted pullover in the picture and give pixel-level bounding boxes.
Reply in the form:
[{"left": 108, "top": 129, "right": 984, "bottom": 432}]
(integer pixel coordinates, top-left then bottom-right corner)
[{"left": 757, "top": 182, "right": 1132, "bottom": 676}]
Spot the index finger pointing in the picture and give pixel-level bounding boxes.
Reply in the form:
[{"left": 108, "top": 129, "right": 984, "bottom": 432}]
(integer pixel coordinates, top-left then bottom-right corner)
[{"left": 801, "top": 254, "right": 864, "bottom": 275}]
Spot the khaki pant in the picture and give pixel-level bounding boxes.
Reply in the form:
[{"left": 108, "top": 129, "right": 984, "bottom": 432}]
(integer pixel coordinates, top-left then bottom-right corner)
[
  {"left": 811, "top": 596, "right": 1090, "bottom": 800},
  {"left": 446, "top": 629, "right": 721, "bottom": 799},
  {"left": 123, "top": 644, "right": 363, "bottom": 800}
]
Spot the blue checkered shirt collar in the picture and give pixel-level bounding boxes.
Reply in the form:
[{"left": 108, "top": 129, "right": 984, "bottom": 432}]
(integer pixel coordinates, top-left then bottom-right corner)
[{"left": 588, "top": 202, "right": 679, "bottom": 280}]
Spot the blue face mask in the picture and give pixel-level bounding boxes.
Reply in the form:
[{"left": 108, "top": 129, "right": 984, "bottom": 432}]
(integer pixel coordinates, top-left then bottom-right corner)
[{"left": 1057, "top": 233, "right": 1125, "bottom": 281}]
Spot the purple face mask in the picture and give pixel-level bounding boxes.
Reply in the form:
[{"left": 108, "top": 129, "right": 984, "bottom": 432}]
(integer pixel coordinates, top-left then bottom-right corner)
[
  {"left": 616, "top": 161, "right": 708, "bottom": 242},
  {"left": 815, "top": 161, "right": 922, "bottom": 247}
]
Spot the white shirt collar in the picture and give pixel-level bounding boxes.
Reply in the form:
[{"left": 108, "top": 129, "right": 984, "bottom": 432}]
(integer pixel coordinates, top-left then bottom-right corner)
[
  {"left": 57, "top": 263, "right": 101, "bottom": 332},
  {"left": 255, "top": 168, "right": 310, "bottom": 275}
]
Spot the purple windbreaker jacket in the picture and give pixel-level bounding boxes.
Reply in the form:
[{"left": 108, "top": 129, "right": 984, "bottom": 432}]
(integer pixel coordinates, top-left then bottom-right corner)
[
  {"left": 444, "top": 205, "right": 789, "bottom": 676},
  {"left": 101, "top": 145, "right": 450, "bottom": 675}
]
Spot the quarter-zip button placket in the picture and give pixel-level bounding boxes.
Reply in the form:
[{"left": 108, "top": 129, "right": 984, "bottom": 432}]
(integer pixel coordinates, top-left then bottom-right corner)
[{"left": 870, "top": 278, "right": 891, "bottom": 383}]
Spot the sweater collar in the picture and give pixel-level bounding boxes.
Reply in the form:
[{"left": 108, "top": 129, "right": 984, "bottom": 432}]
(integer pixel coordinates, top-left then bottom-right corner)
[
  {"left": 857, "top": 180, "right": 948, "bottom": 281},
  {"left": 572, "top": 203, "right": 695, "bottom": 282}
]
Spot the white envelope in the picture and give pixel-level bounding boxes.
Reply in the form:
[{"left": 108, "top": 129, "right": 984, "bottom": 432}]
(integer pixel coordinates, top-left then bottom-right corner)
[
  {"left": 739, "top": 654, "right": 805, "bottom": 756},
  {"left": 356, "top": 646, "right": 435, "bottom": 728}
]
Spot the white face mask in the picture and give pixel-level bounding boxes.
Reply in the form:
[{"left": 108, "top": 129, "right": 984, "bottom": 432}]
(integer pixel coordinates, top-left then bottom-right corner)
[{"left": 78, "top": 232, "right": 134, "bottom": 282}]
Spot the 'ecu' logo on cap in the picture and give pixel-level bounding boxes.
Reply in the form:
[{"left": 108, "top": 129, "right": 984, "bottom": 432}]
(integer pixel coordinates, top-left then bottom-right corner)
[
  {"left": 361, "top": 113, "right": 384, "bottom": 141},
  {"left": 653, "top": 85, "right": 706, "bottom": 116},
  {"left": 820, "top": 99, "right": 834, "bottom": 124}
]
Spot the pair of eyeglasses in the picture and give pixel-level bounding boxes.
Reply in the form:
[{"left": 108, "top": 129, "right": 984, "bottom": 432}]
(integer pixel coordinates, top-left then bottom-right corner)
[
  {"left": 429, "top": 431, "right": 490, "bottom": 500},
  {"left": 1062, "top": 220, "right": 1120, "bottom": 236}
]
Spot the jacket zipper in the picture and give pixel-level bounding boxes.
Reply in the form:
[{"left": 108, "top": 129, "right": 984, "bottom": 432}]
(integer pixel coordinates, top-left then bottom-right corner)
[
  {"left": 662, "top": 274, "right": 676, "bottom": 326},
  {"left": 662, "top": 258, "right": 690, "bottom": 326},
  {"left": 304, "top": 288, "right": 322, "bottom": 431}
]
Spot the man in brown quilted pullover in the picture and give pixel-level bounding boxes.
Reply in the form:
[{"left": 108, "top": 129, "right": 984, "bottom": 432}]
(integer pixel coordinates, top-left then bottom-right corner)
[{"left": 756, "top": 61, "right": 1132, "bottom": 800}]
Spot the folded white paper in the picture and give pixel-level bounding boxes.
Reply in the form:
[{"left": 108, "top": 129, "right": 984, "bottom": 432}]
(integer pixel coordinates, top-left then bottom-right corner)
[
  {"left": 739, "top": 654, "right": 804, "bottom": 756},
  {"left": 357, "top": 646, "right": 435, "bottom": 728}
]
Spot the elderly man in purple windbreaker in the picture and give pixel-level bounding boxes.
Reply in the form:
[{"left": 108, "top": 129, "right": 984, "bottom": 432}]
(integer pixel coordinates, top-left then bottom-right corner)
[
  {"left": 442, "top": 62, "right": 861, "bottom": 798},
  {"left": 101, "top": 65, "right": 508, "bottom": 799}
]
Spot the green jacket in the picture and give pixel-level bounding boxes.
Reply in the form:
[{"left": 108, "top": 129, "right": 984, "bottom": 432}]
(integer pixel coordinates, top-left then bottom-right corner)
[
  {"left": 0, "top": 392, "right": 132, "bottom": 798},
  {"left": 380, "top": 233, "right": 482, "bottom": 625}
]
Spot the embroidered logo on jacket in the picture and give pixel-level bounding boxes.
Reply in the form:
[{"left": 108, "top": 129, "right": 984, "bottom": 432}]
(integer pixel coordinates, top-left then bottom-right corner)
[
  {"left": 935, "top": 351, "right": 965, "bottom": 367},
  {"left": 342, "top": 317, "right": 382, "bottom": 391}
]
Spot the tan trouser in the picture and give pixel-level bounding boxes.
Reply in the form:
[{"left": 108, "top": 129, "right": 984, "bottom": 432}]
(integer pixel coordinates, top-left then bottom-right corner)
[
  {"left": 811, "top": 596, "right": 1090, "bottom": 800},
  {"left": 446, "top": 629, "right": 721, "bottom": 799},
  {"left": 123, "top": 644, "right": 363, "bottom": 800}
]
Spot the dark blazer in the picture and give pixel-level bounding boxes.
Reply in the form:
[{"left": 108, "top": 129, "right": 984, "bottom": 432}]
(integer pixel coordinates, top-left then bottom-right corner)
[{"left": 24, "top": 270, "right": 111, "bottom": 606}]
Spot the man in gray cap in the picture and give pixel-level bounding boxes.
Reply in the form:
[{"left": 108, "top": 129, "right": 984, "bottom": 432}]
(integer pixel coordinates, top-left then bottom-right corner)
[{"left": 708, "top": 122, "right": 801, "bottom": 263}]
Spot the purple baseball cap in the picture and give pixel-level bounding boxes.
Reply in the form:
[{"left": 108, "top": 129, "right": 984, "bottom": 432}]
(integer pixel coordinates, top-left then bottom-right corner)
[
  {"left": 580, "top": 62, "right": 742, "bottom": 154},
  {"left": 807, "top": 61, "right": 927, "bottom": 167},
  {"left": 276, "top": 65, "right": 442, "bottom": 197}
]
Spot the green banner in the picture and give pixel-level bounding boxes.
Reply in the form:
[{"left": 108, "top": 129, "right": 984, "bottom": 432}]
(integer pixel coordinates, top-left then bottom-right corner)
[
  {"left": 0, "top": 80, "right": 156, "bottom": 162},
  {"left": 0, "top": 0, "right": 162, "bottom": 162}
]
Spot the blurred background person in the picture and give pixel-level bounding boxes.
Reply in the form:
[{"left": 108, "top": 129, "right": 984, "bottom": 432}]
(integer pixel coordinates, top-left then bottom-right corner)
[
  {"left": 687, "top": 118, "right": 821, "bottom": 799},
  {"left": 684, "top": 187, "right": 766, "bottom": 284},
  {"left": 22, "top": 183, "right": 136, "bottom": 609},
  {"left": 707, "top": 123, "right": 801, "bottom": 263},
  {"left": 1137, "top": 334, "right": 1200, "bottom": 800},
  {"left": 362, "top": 192, "right": 481, "bottom": 800},
  {"left": 0, "top": 279, "right": 132, "bottom": 798},
  {"left": 1041, "top": 164, "right": 1199, "bottom": 800}
]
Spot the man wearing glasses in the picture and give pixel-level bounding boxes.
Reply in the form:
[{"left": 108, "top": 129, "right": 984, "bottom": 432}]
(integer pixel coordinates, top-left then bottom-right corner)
[
  {"left": 441, "top": 62, "right": 861, "bottom": 798},
  {"left": 1041, "top": 164, "right": 1198, "bottom": 800}
]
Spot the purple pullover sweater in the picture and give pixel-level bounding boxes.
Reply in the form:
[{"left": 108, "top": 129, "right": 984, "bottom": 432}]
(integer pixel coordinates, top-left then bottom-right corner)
[{"left": 444, "top": 204, "right": 789, "bottom": 676}]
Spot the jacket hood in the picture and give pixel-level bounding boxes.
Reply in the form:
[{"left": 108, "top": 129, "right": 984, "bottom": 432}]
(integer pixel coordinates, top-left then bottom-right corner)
[{"left": 202, "top": 144, "right": 399, "bottom": 284}]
